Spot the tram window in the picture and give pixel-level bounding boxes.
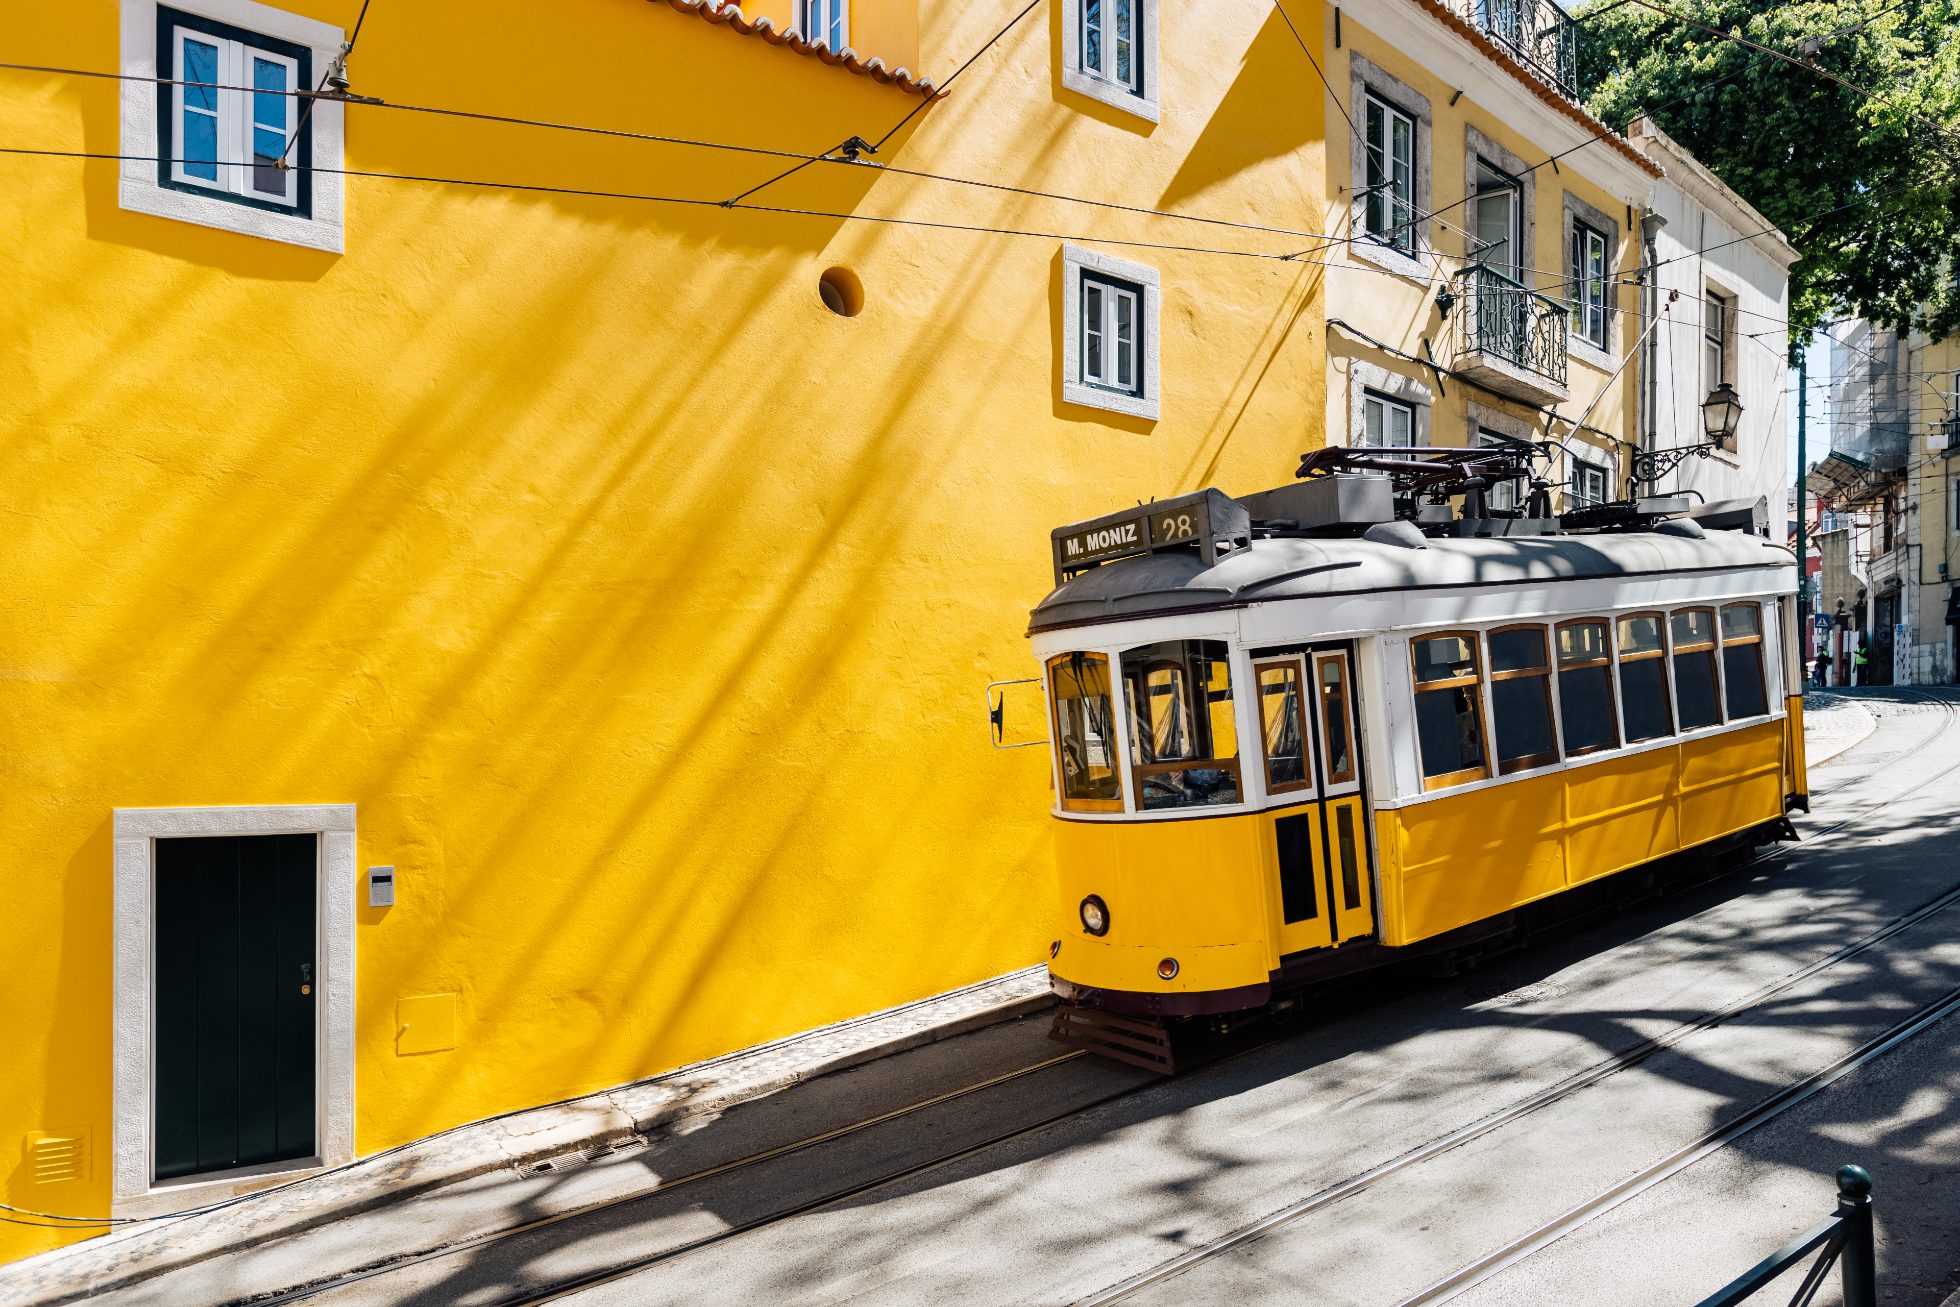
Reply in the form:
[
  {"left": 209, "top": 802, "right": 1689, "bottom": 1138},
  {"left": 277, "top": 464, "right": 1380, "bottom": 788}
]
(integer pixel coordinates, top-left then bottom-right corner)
[
  {"left": 1257, "top": 661, "right": 1312, "bottom": 793},
  {"left": 1316, "top": 655, "right": 1357, "bottom": 786},
  {"left": 1411, "top": 633, "right": 1489, "bottom": 790},
  {"left": 1671, "top": 608, "right": 1721, "bottom": 730},
  {"left": 1120, "top": 640, "right": 1241, "bottom": 810},
  {"left": 1047, "top": 652, "right": 1122, "bottom": 812},
  {"left": 1720, "top": 603, "right": 1769, "bottom": 719},
  {"left": 1617, "top": 613, "right": 1673, "bottom": 742},
  {"left": 1488, "top": 626, "right": 1557, "bottom": 773},
  {"left": 1556, "top": 619, "right": 1619, "bottom": 756}
]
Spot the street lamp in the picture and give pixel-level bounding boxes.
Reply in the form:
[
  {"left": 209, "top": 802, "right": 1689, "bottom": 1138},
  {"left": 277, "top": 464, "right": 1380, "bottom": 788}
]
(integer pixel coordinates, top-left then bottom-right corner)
[
  {"left": 1701, "top": 380, "right": 1743, "bottom": 450},
  {"left": 1633, "top": 382, "right": 1747, "bottom": 486}
]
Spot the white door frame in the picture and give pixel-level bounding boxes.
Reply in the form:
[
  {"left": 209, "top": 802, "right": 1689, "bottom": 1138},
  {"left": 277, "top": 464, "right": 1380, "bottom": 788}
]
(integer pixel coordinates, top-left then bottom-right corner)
[{"left": 111, "top": 804, "right": 357, "bottom": 1212}]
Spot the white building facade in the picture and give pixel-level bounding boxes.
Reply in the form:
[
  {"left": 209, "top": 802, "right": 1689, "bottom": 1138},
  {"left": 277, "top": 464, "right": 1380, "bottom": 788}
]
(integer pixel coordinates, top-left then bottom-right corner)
[{"left": 1629, "top": 119, "right": 1799, "bottom": 542}]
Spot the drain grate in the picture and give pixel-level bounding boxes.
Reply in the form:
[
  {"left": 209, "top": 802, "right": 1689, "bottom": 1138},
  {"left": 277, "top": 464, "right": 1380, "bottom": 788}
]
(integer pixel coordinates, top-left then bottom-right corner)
[{"left": 526, "top": 1135, "right": 647, "bottom": 1177}]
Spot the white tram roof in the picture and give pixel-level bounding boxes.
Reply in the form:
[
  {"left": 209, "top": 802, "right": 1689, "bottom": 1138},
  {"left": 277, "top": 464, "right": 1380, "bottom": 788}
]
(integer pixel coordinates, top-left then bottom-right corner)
[{"left": 1028, "top": 529, "right": 1794, "bottom": 634}]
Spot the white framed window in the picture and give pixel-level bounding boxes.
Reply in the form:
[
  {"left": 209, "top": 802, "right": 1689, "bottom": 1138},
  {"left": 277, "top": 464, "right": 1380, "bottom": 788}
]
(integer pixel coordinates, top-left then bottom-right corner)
[
  {"left": 1361, "top": 390, "right": 1414, "bottom": 447},
  {"left": 119, "top": 0, "right": 345, "bottom": 252},
  {"left": 1704, "top": 290, "right": 1734, "bottom": 390},
  {"left": 1570, "top": 221, "right": 1609, "bottom": 348},
  {"left": 1469, "top": 159, "right": 1519, "bottom": 278},
  {"left": 1572, "top": 458, "right": 1610, "bottom": 508},
  {"left": 1363, "top": 93, "right": 1417, "bottom": 253},
  {"left": 799, "top": 0, "right": 848, "bottom": 49},
  {"left": 1061, "top": 0, "right": 1159, "bottom": 122},
  {"left": 1062, "top": 243, "right": 1160, "bottom": 420},
  {"left": 1477, "top": 428, "right": 1521, "bottom": 510}
]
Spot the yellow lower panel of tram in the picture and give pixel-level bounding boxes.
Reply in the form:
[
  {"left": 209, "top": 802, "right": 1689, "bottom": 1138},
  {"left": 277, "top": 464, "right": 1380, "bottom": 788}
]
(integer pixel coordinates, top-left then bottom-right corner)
[{"left": 1382, "top": 720, "right": 1786, "bottom": 946}]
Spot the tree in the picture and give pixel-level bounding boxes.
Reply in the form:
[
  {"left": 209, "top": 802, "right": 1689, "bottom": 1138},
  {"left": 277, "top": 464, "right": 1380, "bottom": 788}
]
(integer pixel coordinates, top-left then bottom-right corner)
[{"left": 1578, "top": 0, "right": 1960, "bottom": 342}]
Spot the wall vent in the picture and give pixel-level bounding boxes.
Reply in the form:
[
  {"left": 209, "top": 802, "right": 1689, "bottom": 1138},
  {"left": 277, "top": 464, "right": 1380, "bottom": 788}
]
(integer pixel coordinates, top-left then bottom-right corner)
[{"left": 27, "top": 1131, "right": 90, "bottom": 1186}]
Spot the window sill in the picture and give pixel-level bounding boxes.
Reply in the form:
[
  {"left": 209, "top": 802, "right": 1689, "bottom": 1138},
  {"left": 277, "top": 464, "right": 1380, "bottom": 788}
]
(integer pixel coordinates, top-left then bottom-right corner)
[
  {"left": 1063, "top": 379, "right": 1160, "bottom": 421},
  {"left": 1060, "top": 66, "right": 1160, "bottom": 123},
  {"left": 1568, "top": 336, "right": 1616, "bottom": 374},
  {"left": 1348, "top": 238, "right": 1432, "bottom": 287}
]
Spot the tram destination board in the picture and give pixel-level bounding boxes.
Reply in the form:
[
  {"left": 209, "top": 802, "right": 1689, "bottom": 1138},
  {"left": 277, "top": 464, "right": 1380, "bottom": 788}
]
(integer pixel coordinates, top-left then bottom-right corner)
[{"left": 1051, "top": 488, "right": 1250, "bottom": 585}]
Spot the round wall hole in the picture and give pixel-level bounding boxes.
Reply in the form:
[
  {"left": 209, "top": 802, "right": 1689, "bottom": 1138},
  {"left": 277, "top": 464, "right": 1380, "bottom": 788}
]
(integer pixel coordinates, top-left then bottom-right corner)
[{"left": 819, "top": 266, "right": 864, "bottom": 317}]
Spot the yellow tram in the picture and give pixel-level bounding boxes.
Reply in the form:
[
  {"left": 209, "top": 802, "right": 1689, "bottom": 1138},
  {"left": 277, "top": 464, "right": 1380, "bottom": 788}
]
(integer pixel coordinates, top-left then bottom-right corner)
[{"left": 1028, "top": 450, "right": 1804, "bottom": 1068}]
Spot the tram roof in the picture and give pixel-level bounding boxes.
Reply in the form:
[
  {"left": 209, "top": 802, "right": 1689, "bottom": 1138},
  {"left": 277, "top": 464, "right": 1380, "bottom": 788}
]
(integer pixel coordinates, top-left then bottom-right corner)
[{"left": 1028, "top": 529, "right": 1794, "bottom": 633}]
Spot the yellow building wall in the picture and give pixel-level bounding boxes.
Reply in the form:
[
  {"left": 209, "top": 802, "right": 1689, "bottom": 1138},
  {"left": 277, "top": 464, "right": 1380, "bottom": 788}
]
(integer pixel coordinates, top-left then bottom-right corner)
[
  {"left": 1320, "top": 9, "right": 1644, "bottom": 487},
  {"left": 0, "top": 0, "right": 1327, "bottom": 1261}
]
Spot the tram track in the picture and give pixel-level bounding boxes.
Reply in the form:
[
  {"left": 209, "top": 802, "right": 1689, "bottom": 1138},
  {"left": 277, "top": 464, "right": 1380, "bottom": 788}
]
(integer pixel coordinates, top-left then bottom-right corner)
[{"left": 248, "top": 694, "right": 1960, "bottom": 1307}]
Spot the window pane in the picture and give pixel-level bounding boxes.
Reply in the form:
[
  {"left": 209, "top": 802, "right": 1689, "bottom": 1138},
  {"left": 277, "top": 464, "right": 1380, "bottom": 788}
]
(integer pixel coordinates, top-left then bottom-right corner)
[
  {"left": 1671, "top": 609, "right": 1715, "bottom": 648},
  {"left": 252, "top": 56, "right": 287, "bottom": 128},
  {"left": 182, "top": 105, "right": 219, "bottom": 181},
  {"left": 1414, "top": 634, "right": 1478, "bottom": 684},
  {"left": 1493, "top": 675, "right": 1555, "bottom": 768},
  {"left": 1724, "top": 644, "right": 1769, "bottom": 718},
  {"left": 1363, "top": 398, "right": 1383, "bottom": 446},
  {"left": 1083, "top": 283, "right": 1103, "bottom": 382},
  {"left": 1390, "top": 403, "right": 1411, "bottom": 445},
  {"left": 1721, "top": 604, "right": 1761, "bottom": 640},
  {"left": 1674, "top": 649, "right": 1721, "bottom": 728},
  {"left": 1559, "top": 664, "right": 1618, "bottom": 753},
  {"left": 1416, "top": 685, "right": 1485, "bottom": 780},
  {"left": 252, "top": 126, "right": 287, "bottom": 195},
  {"left": 1618, "top": 614, "right": 1663, "bottom": 656},
  {"left": 1488, "top": 627, "right": 1548, "bottom": 675},
  {"left": 1364, "top": 100, "right": 1386, "bottom": 237},
  {"left": 1620, "top": 657, "right": 1672, "bottom": 741},
  {"left": 1259, "top": 665, "right": 1308, "bottom": 789},
  {"left": 1318, "top": 658, "right": 1354, "bottom": 782},
  {"left": 1559, "top": 620, "right": 1610, "bottom": 663},
  {"left": 1114, "top": 291, "right": 1135, "bottom": 389},
  {"left": 1123, "top": 641, "right": 1240, "bottom": 811},
  {"left": 1083, "top": 0, "right": 1102, "bottom": 72},
  {"left": 1115, "top": 0, "right": 1132, "bottom": 84},
  {"left": 1049, "top": 653, "right": 1121, "bottom": 809},
  {"left": 183, "top": 38, "right": 219, "bottom": 112}
]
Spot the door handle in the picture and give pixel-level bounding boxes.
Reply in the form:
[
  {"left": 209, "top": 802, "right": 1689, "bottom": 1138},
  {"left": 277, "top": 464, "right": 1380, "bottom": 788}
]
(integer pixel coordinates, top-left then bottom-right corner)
[{"left": 300, "top": 962, "right": 313, "bottom": 996}]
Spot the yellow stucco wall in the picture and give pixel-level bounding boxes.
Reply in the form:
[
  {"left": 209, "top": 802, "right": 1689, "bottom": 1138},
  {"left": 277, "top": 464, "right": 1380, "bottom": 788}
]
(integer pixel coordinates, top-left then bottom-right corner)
[{"left": 0, "top": 0, "right": 1326, "bottom": 1261}]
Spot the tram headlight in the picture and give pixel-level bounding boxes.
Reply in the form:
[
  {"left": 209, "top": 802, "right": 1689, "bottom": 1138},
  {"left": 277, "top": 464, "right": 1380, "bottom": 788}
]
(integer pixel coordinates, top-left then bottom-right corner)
[
  {"left": 1157, "top": 957, "right": 1180, "bottom": 981},
  {"left": 1079, "top": 895, "right": 1109, "bottom": 936}
]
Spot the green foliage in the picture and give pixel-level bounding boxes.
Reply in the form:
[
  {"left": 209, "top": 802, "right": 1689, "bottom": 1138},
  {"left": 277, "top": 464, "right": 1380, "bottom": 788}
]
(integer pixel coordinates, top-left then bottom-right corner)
[{"left": 1577, "top": 0, "right": 1960, "bottom": 343}]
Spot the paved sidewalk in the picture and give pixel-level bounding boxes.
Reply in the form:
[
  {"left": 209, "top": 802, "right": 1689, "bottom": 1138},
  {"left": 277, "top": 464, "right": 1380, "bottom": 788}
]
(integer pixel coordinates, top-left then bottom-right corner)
[
  {"left": 2, "top": 966, "right": 1051, "bottom": 1304},
  {"left": 1804, "top": 690, "right": 1877, "bottom": 765}
]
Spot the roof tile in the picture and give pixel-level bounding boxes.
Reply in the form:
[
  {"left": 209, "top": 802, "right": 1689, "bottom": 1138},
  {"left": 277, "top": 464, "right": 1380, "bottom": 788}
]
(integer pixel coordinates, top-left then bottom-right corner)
[{"left": 658, "top": 0, "right": 942, "bottom": 98}]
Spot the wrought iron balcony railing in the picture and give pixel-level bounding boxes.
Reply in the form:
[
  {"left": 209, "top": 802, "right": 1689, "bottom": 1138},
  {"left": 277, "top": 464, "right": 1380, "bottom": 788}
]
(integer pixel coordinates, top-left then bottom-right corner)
[
  {"left": 1454, "top": 0, "right": 1579, "bottom": 98},
  {"left": 1451, "top": 264, "right": 1571, "bottom": 400}
]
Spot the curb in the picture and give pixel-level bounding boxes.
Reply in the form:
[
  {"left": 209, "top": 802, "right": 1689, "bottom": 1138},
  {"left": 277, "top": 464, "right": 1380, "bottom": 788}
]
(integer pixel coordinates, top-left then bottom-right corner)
[
  {"left": 5, "top": 967, "right": 1054, "bottom": 1305},
  {"left": 1804, "top": 693, "right": 1879, "bottom": 768}
]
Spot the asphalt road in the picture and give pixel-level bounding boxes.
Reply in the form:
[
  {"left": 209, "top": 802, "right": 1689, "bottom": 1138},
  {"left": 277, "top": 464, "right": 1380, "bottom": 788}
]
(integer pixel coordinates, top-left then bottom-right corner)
[{"left": 148, "top": 690, "right": 1960, "bottom": 1307}]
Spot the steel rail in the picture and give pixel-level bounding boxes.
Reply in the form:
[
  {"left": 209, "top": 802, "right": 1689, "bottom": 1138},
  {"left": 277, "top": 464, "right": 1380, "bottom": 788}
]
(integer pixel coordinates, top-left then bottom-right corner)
[
  {"left": 254, "top": 1049, "right": 1090, "bottom": 1305},
  {"left": 1395, "top": 981, "right": 1960, "bottom": 1306}
]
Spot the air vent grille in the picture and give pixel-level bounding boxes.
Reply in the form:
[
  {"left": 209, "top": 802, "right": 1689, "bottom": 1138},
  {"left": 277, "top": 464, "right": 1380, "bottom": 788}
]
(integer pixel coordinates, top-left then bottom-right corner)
[{"left": 28, "top": 1131, "right": 89, "bottom": 1186}]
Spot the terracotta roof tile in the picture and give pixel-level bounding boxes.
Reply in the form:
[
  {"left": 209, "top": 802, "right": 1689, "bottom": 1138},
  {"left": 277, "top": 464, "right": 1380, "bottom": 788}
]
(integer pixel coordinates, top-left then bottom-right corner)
[{"left": 658, "top": 0, "right": 942, "bottom": 98}]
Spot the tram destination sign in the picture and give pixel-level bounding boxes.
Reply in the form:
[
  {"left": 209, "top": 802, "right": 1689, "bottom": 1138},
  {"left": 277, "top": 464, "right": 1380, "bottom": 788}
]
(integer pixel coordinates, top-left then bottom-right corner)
[{"left": 1050, "top": 488, "right": 1251, "bottom": 586}]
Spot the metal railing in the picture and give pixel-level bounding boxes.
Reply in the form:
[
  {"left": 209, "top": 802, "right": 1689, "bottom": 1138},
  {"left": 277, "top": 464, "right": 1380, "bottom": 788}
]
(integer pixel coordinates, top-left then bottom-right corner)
[
  {"left": 1695, "top": 1165, "right": 1875, "bottom": 1307},
  {"left": 1454, "top": 0, "right": 1579, "bottom": 97},
  {"left": 1452, "top": 263, "right": 1570, "bottom": 389}
]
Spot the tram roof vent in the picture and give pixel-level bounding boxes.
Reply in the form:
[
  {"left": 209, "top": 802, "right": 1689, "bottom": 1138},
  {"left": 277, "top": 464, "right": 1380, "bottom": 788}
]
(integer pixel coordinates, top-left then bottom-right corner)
[{"left": 1240, "top": 474, "right": 1393, "bottom": 536}]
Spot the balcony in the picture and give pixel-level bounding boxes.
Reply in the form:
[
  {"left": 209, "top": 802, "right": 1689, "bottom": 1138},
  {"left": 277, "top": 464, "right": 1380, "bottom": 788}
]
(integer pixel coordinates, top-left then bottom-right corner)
[
  {"left": 1452, "top": 0, "right": 1579, "bottom": 99},
  {"left": 1448, "top": 264, "right": 1571, "bottom": 406}
]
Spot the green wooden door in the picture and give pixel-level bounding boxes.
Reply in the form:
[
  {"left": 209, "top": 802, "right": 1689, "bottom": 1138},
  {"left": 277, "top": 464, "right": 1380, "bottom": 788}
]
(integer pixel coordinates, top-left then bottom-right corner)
[{"left": 153, "top": 834, "right": 317, "bottom": 1182}]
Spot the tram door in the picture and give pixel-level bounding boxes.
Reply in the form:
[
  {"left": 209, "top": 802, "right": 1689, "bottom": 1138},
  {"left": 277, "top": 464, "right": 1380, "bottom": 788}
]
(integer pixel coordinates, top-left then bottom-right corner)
[
  {"left": 1310, "top": 650, "right": 1375, "bottom": 944},
  {"left": 1257, "top": 646, "right": 1376, "bottom": 955}
]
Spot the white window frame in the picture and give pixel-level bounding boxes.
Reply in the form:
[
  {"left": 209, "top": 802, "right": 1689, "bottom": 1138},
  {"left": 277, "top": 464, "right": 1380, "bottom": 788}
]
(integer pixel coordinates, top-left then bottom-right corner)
[
  {"left": 1478, "top": 428, "right": 1522, "bottom": 510},
  {"left": 169, "top": 26, "right": 302, "bottom": 207},
  {"left": 120, "top": 0, "right": 345, "bottom": 253},
  {"left": 1082, "top": 276, "right": 1143, "bottom": 396},
  {"left": 1060, "top": 0, "right": 1160, "bottom": 122},
  {"left": 1571, "top": 457, "right": 1610, "bottom": 508},
  {"left": 1363, "top": 93, "right": 1417, "bottom": 253},
  {"left": 1361, "top": 389, "right": 1416, "bottom": 447},
  {"left": 110, "top": 804, "right": 357, "bottom": 1215},
  {"left": 799, "top": 0, "right": 848, "bottom": 49},
  {"left": 1062, "top": 243, "right": 1160, "bottom": 420},
  {"left": 1570, "top": 221, "right": 1609, "bottom": 349}
]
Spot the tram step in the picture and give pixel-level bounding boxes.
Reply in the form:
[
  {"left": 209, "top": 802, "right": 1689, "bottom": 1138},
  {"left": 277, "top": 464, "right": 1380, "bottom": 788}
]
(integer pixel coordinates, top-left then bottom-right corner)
[{"left": 1049, "top": 1006, "right": 1176, "bottom": 1074}]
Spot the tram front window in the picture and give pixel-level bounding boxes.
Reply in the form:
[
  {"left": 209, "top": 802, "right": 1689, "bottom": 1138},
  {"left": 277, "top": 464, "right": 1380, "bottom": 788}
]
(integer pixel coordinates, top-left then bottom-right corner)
[
  {"left": 1121, "top": 641, "right": 1241, "bottom": 810},
  {"left": 1047, "top": 652, "right": 1122, "bottom": 812}
]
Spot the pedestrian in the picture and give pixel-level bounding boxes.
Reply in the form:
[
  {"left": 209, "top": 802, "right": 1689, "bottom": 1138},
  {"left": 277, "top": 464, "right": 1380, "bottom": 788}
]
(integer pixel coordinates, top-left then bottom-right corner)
[
  {"left": 1852, "top": 637, "right": 1869, "bottom": 686},
  {"left": 1814, "top": 650, "right": 1829, "bottom": 688}
]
